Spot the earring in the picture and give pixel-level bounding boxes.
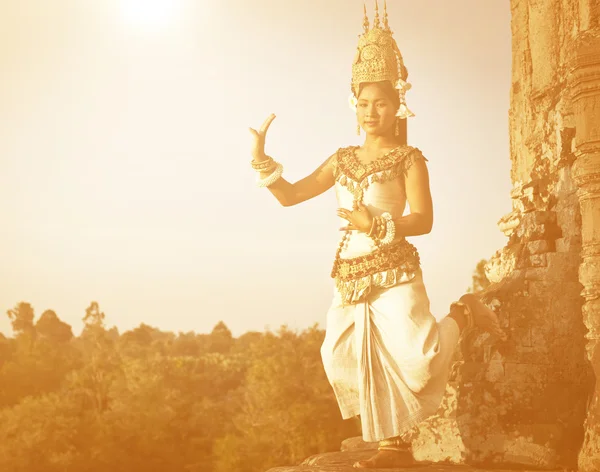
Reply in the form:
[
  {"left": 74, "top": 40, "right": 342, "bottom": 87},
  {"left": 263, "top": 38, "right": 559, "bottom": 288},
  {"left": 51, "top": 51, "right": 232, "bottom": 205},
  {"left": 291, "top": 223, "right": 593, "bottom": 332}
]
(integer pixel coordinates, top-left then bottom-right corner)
[
  {"left": 357, "top": 123, "right": 361, "bottom": 135},
  {"left": 395, "top": 118, "right": 401, "bottom": 136}
]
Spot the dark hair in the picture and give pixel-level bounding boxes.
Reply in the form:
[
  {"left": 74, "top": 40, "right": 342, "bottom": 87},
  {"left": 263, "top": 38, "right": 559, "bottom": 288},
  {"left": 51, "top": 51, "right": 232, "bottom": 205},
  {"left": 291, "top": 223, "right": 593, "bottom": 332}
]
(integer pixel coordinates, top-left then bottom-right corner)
[{"left": 357, "top": 81, "right": 400, "bottom": 111}]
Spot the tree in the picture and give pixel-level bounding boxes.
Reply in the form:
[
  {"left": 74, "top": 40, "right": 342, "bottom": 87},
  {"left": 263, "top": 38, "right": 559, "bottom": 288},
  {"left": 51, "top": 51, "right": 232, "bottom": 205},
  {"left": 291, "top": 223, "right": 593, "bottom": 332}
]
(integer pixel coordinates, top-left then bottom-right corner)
[
  {"left": 82, "top": 301, "right": 105, "bottom": 329},
  {"left": 6, "top": 302, "right": 36, "bottom": 349},
  {"left": 73, "top": 302, "right": 119, "bottom": 416},
  {"left": 467, "top": 258, "right": 491, "bottom": 293},
  {"left": 0, "top": 333, "right": 9, "bottom": 369},
  {"left": 0, "top": 392, "right": 84, "bottom": 472},
  {"left": 36, "top": 310, "right": 73, "bottom": 344},
  {"left": 0, "top": 307, "right": 81, "bottom": 407},
  {"left": 208, "top": 321, "right": 234, "bottom": 354}
]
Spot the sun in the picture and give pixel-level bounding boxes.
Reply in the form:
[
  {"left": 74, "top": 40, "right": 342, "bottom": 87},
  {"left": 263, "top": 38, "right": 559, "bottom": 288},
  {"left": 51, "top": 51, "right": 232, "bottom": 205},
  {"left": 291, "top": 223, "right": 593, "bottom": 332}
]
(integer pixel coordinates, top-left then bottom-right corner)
[{"left": 119, "top": 0, "right": 181, "bottom": 32}]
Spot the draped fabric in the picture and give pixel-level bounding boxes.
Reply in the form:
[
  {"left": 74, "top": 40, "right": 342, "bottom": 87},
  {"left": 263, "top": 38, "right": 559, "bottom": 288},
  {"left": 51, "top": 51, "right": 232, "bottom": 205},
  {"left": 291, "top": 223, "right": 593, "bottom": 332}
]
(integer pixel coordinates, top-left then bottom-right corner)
[{"left": 321, "top": 269, "right": 460, "bottom": 442}]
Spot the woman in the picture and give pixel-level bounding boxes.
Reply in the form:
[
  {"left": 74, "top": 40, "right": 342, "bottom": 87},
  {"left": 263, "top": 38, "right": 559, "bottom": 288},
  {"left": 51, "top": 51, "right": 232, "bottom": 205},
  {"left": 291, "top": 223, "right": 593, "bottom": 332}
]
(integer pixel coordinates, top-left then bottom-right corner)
[{"left": 248, "top": 2, "right": 505, "bottom": 468}]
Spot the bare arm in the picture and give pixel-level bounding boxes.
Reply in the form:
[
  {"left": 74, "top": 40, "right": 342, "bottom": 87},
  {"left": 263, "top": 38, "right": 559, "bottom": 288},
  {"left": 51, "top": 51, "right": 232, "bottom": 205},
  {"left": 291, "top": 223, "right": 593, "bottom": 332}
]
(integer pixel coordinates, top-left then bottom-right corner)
[
  {"left": 258, "top": 153, "right": 336, "bottom": 207},
  {"left": 394, "top": 156, "right": 433, "bottom": 236},
  {"left": 249, "top": 114, "right": 336, "bottom": 207}
]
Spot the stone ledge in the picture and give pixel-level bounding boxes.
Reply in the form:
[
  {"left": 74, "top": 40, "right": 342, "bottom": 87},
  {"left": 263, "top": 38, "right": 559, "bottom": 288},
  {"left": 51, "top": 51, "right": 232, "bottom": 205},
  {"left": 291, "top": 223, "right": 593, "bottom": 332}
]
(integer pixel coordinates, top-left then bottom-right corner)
[{"left": 265, "top": 449, "right": 564, "bottom": 471}]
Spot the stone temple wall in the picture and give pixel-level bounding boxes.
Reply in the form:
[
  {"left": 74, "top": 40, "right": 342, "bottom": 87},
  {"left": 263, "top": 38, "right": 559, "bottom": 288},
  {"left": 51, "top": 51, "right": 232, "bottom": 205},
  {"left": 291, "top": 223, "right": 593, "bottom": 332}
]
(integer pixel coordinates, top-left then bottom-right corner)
[{"left": 409, "top": 1, "right": 600, "bottom": 470}]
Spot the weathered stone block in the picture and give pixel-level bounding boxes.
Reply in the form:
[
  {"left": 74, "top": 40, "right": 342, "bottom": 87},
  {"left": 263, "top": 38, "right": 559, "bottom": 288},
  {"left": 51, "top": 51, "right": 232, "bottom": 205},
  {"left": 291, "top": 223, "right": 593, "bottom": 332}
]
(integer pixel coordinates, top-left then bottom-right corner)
[
  {"left": 503, "top": 434, "right": 559, "bottom": 469},
  {"left": 521, "top": 210, "right": 558, "bottom": 226},
  {"left": 485, "top": 361, "right": 506, "bottom": 382},
  {"left": 527, "top": 239, "right": 554, "bottom": 254},
  {"left": 504, "top": 362, "right": 548, "bottom": 384},
  {"left": 529, "top": 254, "right": 548, "bottom": 267},
  {"left": 546, "top": 251, "right": 580, "bottom": 281},
  {"left": 510, "top": 326, "right": 533, "bottom": 347},
  {"left": 555, "top": 234, "right": 582, "bottom": 252},
  {"left": 530, "top": 326, "right": 553, "bottom": 346},
  {"left": 524, "top": 267, "right": 547, "bottom": 280}
]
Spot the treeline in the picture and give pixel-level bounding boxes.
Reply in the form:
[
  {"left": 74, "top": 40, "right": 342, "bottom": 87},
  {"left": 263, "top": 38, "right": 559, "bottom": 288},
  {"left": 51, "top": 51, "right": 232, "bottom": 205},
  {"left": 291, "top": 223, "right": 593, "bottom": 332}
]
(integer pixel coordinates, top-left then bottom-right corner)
[{"left": 0, "top": 302, "right": 358, "bottom": 472}]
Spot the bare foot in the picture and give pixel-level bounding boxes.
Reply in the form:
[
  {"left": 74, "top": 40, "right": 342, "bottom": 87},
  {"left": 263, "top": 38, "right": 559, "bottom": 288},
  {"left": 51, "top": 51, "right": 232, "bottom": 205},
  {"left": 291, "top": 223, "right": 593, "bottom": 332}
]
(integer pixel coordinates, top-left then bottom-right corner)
[
  {"left": 353, "top": 449, "right": 415, "bottom": 468},
  {"left": 459, "top": 293, "right": 507, "bottom": 341}
]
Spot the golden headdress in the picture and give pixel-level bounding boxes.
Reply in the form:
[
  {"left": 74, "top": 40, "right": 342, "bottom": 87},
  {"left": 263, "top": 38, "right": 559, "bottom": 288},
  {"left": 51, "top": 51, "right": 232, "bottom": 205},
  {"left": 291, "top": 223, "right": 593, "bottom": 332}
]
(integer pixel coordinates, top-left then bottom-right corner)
[{"left": 349, "top": 1, "right": 415, "bottom": 119}]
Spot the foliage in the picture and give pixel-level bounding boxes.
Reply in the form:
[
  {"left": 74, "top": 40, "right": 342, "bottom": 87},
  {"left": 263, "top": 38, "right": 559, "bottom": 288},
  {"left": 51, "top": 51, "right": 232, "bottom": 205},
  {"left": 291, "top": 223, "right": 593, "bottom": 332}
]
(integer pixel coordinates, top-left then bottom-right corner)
[
  {"left": 467, "top": 258, "right": 491, "bottom": 293},
  {"left": 0, "top": 303, "right": 358, "bottom": 472}
]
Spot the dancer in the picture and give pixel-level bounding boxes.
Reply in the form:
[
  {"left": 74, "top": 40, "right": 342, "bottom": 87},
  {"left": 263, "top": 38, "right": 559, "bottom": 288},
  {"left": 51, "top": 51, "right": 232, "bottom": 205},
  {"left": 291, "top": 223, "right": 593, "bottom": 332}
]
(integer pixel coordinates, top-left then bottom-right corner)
[{"left": 248, "top": 1, "right": 506, "bottom": 468}]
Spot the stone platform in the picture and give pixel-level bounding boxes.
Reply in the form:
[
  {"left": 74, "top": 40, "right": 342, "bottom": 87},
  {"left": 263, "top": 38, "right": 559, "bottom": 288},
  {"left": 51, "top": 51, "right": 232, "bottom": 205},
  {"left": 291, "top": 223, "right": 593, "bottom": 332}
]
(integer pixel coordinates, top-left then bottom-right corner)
[
  {"left": 266, "top": 437, "right": 568, "bottom": 471},
  {"left": 266, "top": 449, "right": 565, "bottom": 471}
]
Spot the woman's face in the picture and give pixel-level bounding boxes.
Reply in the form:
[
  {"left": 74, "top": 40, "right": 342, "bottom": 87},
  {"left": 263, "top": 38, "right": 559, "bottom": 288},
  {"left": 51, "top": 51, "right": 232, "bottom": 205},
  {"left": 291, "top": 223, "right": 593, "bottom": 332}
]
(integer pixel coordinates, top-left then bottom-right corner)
[{"left": 356, "top": 83, "right": 397, "bottom": 136}]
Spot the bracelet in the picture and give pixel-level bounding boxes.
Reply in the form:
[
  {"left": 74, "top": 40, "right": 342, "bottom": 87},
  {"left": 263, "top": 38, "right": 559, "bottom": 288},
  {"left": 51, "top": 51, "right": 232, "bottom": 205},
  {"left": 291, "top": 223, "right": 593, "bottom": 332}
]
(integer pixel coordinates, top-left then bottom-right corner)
[
  {"left": 257, "top": 162, "right": 277, "bottom": 174},
  {"left": 256, "top": 162, "right": 284, "bottom": 187},
  {"left": 377, "top": 216, "right": 387, "bottom": 239},
  {"left": 380, "top": 212, "right": 395, "bottom": 245},
  {"left": 367, "top": 216, "right": 384, "bottom": 245},
  {"left": 367, "top": 216, "right": 378, "bottom": 237},
  {"left": 251, "top": 157, "right": 275, "bottom": 171}
]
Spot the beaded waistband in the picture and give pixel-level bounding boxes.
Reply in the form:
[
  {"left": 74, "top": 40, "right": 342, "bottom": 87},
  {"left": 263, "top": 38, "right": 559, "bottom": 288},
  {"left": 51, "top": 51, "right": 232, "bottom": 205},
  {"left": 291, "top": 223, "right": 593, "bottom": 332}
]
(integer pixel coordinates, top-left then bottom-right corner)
[{"left": 331, "top": 239, "right": 421, "bottom": 305}]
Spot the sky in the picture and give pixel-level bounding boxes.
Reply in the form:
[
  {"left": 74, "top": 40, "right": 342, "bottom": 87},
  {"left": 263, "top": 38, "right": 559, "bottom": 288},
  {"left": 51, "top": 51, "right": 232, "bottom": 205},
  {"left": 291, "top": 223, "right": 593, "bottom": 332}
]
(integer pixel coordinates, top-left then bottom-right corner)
[{"left": 0, "top": 0, "right": 513, "bottom": 337}]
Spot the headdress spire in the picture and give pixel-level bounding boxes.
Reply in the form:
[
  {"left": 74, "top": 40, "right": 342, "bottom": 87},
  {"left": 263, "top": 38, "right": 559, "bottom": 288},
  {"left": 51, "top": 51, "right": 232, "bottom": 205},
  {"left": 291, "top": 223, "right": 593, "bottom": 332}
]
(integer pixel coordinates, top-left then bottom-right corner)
[
  {"left": 373, "top": 0, "right": 381, "bottom": 29},
  {"left": 362, "top": 2, "right": 369, "bottom": 33},
  {"left": 383, "top": 0, "right": 390, "bottom": 31}
]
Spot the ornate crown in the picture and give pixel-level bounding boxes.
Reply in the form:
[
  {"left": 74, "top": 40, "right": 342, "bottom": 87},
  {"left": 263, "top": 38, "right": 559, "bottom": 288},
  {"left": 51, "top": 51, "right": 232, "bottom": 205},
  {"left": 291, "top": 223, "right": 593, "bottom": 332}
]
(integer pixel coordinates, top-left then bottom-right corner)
[{"left": 350, "top": 1, "right": 414, "bottom": 119}]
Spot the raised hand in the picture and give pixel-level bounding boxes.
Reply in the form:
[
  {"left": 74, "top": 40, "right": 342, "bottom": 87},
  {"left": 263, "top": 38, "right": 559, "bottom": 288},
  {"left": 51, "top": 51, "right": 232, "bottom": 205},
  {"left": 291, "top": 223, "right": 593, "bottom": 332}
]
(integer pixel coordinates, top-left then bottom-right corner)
[
  {"left": 248, "top": 113, "right": 276, "bottom": 162},
  {"left": 337, "top": 201, "right": 374, "bottom": 232}
]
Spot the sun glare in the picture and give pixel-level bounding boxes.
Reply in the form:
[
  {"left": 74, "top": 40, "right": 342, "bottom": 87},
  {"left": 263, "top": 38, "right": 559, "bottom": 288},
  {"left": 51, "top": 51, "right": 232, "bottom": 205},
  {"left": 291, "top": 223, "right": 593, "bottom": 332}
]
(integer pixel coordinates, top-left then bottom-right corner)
[{"left": 119, "top": 0, "right": 181, "bottom": 32}]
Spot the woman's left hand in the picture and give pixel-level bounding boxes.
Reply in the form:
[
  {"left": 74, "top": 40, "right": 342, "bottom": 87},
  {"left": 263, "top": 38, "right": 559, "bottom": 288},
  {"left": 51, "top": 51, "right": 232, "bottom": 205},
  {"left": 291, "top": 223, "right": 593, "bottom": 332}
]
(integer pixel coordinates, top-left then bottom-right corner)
[{"left": 337, "top": 201, "right": 374, "bottom": 232}]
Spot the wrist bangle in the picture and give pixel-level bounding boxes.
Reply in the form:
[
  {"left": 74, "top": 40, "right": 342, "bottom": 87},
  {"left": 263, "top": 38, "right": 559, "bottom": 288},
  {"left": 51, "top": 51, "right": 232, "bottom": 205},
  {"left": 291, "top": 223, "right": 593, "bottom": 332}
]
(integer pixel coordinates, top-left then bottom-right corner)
[
  {"left": 367, "top": 216, "right": 378, "bottom": 237},
  {"left": 377, "top": 216, "right": 386, "bottom": 239},
  {"left": 257, "top": 162, "right": 277, "bottom": 174},
  {"left": 256, "top": 162, "right": 284, "bottom": 188},
  {"left": 251, "top": 157, "right": 275, "bottom": 171}
]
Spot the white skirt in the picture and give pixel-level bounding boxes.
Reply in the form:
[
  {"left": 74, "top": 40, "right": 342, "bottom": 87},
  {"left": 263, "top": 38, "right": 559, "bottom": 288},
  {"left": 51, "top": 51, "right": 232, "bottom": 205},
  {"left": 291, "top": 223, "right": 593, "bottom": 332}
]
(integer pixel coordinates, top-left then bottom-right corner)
[{"left": 320, "top": 268, "right": 460, "bottom": 442}]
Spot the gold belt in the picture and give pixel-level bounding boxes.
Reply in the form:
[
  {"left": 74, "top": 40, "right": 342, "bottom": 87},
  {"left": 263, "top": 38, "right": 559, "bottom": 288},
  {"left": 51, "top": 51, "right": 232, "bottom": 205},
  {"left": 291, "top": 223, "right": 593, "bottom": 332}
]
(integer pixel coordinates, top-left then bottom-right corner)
[{"left": 331, "top": 238, "right": 421, "bottom": 281}]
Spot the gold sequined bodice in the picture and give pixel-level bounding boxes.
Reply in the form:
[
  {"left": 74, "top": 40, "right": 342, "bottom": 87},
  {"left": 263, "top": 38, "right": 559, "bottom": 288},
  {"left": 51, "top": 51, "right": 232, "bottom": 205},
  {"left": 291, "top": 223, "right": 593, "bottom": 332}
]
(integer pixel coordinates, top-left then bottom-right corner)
[{"left": 331, "top": 144, "right": 428, "bottom": 305}]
